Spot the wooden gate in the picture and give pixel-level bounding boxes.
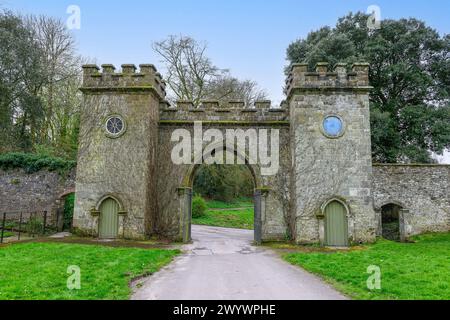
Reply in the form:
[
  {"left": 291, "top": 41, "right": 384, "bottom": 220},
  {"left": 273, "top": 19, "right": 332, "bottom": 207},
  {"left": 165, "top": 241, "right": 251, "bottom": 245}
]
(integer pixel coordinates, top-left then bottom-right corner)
[
  {"left": 99, "top": 198, "right": 119, "bottom": 239},
  {"left": 325, "top": 201, "right": 348, "bottom": 247}
]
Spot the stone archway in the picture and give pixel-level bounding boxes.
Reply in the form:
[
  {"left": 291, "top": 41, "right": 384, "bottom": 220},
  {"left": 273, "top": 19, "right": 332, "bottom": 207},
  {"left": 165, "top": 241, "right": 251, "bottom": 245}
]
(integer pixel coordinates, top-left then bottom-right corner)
[
  {"left": 178, "top": 148, "right": 265, "bottom": 244},
  {"left": 381, "top": 203, "right": 403, "bottom": 241}
]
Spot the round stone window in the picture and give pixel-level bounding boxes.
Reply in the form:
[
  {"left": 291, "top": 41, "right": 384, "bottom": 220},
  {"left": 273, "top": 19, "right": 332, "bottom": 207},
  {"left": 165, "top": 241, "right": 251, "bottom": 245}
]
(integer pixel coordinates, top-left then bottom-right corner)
[
  {"left": 322, "top": 115, "right": 344, "bottom": 138},
  {"left": 105, "top": 115, "right": 125, "bottom": 138}
]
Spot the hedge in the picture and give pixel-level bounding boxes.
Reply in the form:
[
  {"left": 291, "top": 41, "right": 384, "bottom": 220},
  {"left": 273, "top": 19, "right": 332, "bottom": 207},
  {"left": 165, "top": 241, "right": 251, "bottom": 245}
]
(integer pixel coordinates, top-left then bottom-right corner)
[{"left": 0, "top": 153, "right": 76, "bottom": 174}]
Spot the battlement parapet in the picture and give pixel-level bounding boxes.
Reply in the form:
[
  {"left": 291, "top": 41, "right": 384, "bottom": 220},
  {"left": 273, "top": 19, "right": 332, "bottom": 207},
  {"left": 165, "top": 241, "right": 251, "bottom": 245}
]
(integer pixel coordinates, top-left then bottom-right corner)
[
  {"left": 166, "top": 100, "right": 280, "bottom": 110},
  {"left": 80, "top": 64, "right": 166, "bottom": 100},
  {"left": 285, "top": 62, "right": 372, "bottom": 97},
  {"left": 159, "top": 100, "right": 288, "bottom": 123}
]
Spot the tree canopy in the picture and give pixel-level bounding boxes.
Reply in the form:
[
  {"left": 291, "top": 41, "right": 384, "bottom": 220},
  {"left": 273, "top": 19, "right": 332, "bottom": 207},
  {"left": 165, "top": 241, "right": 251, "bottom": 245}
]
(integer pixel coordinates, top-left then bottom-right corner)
[
  {"left": 0, "top": 10, "right": 82, "bottom": 159},
  {"left": 287, "top": 12, "right": 450, "bottom": 163}
]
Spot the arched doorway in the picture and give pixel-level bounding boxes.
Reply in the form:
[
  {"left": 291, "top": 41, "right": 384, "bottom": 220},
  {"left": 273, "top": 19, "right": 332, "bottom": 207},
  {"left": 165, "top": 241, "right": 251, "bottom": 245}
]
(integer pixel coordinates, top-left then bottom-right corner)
[
  {"left": 62, "top": 192, "right": 75, "bottom": 231},
  {"left": 181, "top": 150, "right": 263, "bottom": 244},
  {"left": 381, "top": 203, "right": 401, "bottom": 241},
  {"left": 324, "top": 200, "right": 349, "bottom": 247},
  {"left": 57, "top": 189, "right": 76, "bottom": 232},
  {"left": 99, "top": 198, "right": 120, "bottom": 239}
]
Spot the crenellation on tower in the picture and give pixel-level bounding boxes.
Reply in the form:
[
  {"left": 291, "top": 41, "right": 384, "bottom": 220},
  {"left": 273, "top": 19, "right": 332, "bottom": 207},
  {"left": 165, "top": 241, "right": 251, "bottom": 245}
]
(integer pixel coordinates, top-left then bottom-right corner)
[
  {"left": 285, "top": 62, "right": 372, "bottom": 98},
  {"left": 80, "top": 63, "right": 166, "bottom": 100}
]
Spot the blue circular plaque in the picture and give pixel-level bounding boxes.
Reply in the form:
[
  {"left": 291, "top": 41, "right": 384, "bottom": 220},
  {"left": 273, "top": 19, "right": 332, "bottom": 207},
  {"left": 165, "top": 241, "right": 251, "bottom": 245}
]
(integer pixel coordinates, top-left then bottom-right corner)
[{"left": 323, "top": 116, "right": 343, "bottom": 138}]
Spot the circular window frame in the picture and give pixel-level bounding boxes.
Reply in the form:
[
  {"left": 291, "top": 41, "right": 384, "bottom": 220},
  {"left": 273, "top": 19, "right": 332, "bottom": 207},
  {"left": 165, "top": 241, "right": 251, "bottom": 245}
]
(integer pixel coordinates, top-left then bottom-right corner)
[
  {"left": 321, "top": 114, "right": 346, "bottom": 139},
  {"left": 105, "top": 115, "right": 126, "bottom": 139}
]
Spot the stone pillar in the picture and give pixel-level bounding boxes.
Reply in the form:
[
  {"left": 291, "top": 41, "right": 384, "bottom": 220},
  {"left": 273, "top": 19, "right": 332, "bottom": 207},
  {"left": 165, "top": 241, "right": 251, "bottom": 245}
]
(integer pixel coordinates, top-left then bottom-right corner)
[
  {"left": 375, "top": 208, "right": 382, "bottom": 236},
  {"left": 254, "top": 188, "right": 269, "bottom": 245},
  {"left": 178, "top": 187, "right": 193, "bottom": 243},
  {"left": 254, "top": 190, "right": 262, "bottom": 244},
  {"left": 399, "top": 208, "right": 409, "bottom": 242}
]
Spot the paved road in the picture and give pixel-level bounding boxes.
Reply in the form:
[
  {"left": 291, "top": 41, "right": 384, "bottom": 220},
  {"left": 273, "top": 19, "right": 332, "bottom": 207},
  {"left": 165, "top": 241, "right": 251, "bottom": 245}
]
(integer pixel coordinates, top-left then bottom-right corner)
[{"left": 131, "top": 225, "right": 346, "bottom": 300}]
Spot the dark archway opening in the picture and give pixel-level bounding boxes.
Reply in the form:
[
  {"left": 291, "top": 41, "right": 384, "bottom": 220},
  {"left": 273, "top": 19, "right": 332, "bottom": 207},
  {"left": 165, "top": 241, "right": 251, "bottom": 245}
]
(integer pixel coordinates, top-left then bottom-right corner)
[
  {"left": 381, "top": 203, "right": 401, "bottom": 241},
  {"left": 56, "top": 192, "right": 75, "bottom": 232},
  {"left": 192, "top": 164, "right": 255, "bottom": 228},
  {"left": 62, "top": 193, "right": 75, "bottom": 231},
  {"left": 191, "top": 164, "right": 257, "bottom": 239}
]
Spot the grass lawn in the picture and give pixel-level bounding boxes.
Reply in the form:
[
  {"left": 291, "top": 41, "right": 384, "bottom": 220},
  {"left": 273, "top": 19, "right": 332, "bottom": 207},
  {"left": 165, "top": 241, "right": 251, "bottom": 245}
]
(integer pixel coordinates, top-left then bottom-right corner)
[
  {"left": 284, "top": 233, "right": 450, "bottom": 300},
  {"left": 192, "top": 208, "right": 254, "bottom": 230},
  {"left": 192, "top": 199, "right": 254, "bottom": 230},
  {"left": 0, "top": 242, "right": 179, "bottom": 300},
  {"left": 205, "top": 198, "right": 253, "bottom": 209}
]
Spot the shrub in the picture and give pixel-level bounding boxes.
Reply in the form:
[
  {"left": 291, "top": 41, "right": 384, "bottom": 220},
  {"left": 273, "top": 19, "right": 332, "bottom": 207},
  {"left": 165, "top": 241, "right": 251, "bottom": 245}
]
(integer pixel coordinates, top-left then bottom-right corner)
[
  {"left": 26, "top": 216, "right": 44, "bottom": 235},
  {"left": 193, "top": 165, "right": 254, "bottom": 202},
  {"left": 192, "top": 195, "right": 207, "bottom": 218},
  {"left": 63, "top": 193, "right": 75, "bottom": 230},
  {"left": 0, "top": 152, "right": 76, "bottom": 175}
]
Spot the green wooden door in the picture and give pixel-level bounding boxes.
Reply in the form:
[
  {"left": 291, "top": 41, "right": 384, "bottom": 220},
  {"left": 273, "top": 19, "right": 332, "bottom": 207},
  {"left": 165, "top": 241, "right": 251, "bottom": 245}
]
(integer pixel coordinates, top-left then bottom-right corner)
[
  {"left": 99, "top": 198, "right": 119, "bottom": 239},
  {"left": 325, "top": 201, "right": 348, "bottom": 247}
]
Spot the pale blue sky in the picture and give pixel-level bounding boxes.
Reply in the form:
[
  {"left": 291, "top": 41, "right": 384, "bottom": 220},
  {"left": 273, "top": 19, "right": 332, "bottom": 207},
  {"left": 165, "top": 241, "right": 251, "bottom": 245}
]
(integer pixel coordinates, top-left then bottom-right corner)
[
  {"left": 4, "top": 0, "right": 450, "bottom": 104},
  {"left": 3, "top": 0, "right": 449, "bottom": 162}
]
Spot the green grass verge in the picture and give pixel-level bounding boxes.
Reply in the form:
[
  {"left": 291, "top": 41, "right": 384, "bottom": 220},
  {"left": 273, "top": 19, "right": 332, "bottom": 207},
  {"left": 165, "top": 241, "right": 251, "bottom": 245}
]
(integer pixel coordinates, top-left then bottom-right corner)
[
  {"left": 284, "top": 233, "right": 450, "bottom": 300},
  {"left": 0, "top": 242, "right": 179, "bottom": 300},
  {"left": 192, "top": 208, "right": 254, "bottom": 230},
  {"left": 205, "top": 198, "right": 253, "bottom": 209}
]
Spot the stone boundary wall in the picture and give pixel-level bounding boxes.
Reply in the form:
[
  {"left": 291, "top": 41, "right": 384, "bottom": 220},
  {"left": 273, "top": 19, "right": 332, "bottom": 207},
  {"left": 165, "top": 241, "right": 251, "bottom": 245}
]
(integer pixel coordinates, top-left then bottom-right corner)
[
  {"left": 372, "top": 164, "right": 450, "bottom": 238},
  {"left": 0, "top": 169, "right": 75, "bottom": 222}
]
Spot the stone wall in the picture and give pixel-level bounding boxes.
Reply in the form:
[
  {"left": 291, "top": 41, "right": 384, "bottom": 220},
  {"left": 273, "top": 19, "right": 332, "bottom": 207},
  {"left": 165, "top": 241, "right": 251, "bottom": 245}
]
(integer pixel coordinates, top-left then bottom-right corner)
[
  {"left": 372, "top": 164, "right": 450, "bottom": 238},
  {"left": 0, "top": 168, "right": 75, "bottom": 222}
]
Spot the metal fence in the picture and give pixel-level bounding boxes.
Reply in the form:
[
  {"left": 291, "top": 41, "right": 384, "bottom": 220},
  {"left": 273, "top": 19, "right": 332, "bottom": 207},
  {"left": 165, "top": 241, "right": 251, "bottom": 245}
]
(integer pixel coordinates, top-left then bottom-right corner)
[{"left": 0, "top": 211, "right": 55, "bottom": 243}]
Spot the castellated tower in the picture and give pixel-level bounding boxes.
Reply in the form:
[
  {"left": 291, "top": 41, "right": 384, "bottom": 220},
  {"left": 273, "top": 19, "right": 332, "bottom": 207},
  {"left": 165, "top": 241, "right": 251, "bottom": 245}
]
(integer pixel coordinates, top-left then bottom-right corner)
[
  {"left": 286, "top": 63, "right": 377, "bottom": 245},
  {"left": 73, "top": 64, "right": 166, "bottom": 239}
]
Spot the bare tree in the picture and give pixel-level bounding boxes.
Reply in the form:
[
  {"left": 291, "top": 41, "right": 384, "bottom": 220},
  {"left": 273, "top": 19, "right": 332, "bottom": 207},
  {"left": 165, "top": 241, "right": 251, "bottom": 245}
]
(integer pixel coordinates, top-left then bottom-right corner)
[
  {"left": 153, "top": 35, "right": 267, "bottom": 107},
  {"left": 205, "top": 76, "right": 267, "bottom": 105},
  {"left": 26, "top": 15, "right": 83, "bottom": 156},
  {"left": 153, "top": 35, "right": 225, "bottom": 106}
]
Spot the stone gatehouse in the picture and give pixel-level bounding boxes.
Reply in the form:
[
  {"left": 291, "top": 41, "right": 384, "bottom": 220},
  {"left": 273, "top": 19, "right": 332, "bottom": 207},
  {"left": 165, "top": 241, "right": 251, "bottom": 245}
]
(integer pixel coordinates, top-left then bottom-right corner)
[{"left": 72, "top": 62, "right": 450, "bottom": 246}]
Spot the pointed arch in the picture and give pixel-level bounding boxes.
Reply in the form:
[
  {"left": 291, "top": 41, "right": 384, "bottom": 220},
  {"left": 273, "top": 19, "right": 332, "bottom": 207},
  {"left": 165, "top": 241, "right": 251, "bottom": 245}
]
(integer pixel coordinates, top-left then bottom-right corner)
[
  {"left": 320, "top": 197, "right": 350, "bottom": 217},
  {"left": 181, "top": 142, "right": 263, "bottom": 189},
  {"left": 94, "top": 194, "right": 126, "bottom": 213},
  {"left": 321, "top": 197, "right": 350, "bottom": 247}
]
